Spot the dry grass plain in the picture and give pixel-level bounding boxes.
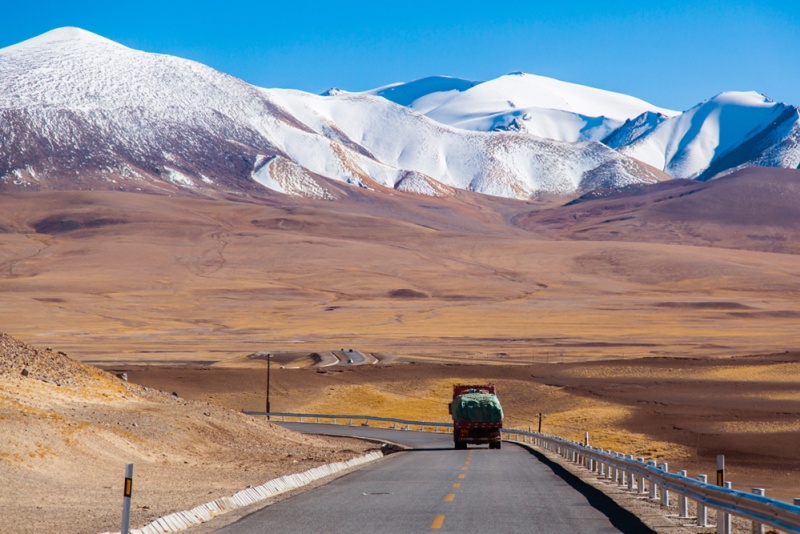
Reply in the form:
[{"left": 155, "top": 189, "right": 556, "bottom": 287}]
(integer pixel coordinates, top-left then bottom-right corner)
[
  {"left": 1, "top": 178, "right": 799, "bottom": 506},
  {"left": 3, "top": 187, "right": 800, "bottom": 363}
]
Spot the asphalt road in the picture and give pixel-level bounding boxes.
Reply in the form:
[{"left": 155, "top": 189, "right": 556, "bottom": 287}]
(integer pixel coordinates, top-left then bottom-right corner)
[
  {"left": 333, "top": 349, "right": 367, "bottom": 366},
  {"left": 212, "top": 424, "right": 652, "bottom": 534}
]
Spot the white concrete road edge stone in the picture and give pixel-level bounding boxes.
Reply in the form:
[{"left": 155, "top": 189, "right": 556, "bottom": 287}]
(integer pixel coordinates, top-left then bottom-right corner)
[{"left": 99, "top": 451, "right": 384, "bottom": 534}]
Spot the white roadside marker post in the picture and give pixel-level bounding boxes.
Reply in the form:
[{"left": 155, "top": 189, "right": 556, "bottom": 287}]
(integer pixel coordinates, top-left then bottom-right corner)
[{"left": 121, "top": 463, "right": 133, "bottom": 534}]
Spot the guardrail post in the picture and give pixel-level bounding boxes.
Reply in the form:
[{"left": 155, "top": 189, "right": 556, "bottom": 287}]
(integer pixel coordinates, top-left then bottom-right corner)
[
  {"left": 121, "top": 463, "right": 133, "bottom": 534},
  {"left": 717, "top": 481, "right": 732, "bottom": 534},
  {"left": 658, "top": 463, "right": 669, "bottom": 506},
  {"left": 637, "top": 458, "right": 647, "bottom": 494},
  {"left": 626, "top": 455, "right": 635, "bottom": 491},
  {"left": 697, "top": 474, "right": 708, "bottom": 526},
  {"left": 677, "top": 470, "right": 689, "bottom": 518},
  {"left": 349, "top": 418, "right": 353, "bottom": 425},
  {"left": 751, "top": 488, "right": 765, "bottom": 534},
  {"left": 648, "top": 460, "right": 658, "bottom": 499}
]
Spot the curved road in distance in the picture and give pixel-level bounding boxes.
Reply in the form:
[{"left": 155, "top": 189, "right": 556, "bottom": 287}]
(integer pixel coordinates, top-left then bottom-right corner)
[
  {"left": 333, "top": 349, "right": 367, "bottom": 366},
  {"left": 212, "top": 423, "right": 653, "bottom": 534}
]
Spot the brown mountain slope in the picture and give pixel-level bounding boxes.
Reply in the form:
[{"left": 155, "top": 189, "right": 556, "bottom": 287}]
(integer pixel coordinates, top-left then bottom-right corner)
[
  {"left": 515, "top": 167, "right": 800, "bottom": 254},
  {"left": 0, "top": 333, "right": 372, "bottom": 533}
]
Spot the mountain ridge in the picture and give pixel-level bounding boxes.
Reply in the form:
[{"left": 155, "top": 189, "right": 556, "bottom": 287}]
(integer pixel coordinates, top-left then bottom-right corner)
[{"left": 0, "top": 27, "right": 668, "bottom": 201}]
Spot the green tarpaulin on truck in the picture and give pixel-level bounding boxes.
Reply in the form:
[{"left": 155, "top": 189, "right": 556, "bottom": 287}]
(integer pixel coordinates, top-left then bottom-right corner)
[{"left": 451, "top": 392, "right": 504, "bottom": 422}]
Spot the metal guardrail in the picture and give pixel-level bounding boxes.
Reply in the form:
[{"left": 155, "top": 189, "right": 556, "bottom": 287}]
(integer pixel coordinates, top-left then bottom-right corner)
[
  {"left": 251, "top": 411, "right": 800, "bottom": 534},
  {"left": 244, "top": 411, "right": 454, "bottom": 431},
  {"left": 512, "top": 430, "right": 800, "bottom": 534}
]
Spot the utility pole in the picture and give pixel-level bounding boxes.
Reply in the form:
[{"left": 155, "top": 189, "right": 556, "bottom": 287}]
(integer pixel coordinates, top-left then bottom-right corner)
[
  {"left": 538, "top": 413, "right": 544, "bottom": 433},
  {"left": 265, "top": 353, "right": 272, "bottom": 421}
]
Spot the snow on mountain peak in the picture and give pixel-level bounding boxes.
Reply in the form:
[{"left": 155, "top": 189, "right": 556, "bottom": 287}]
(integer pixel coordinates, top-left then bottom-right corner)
[
  {"left": 706, "top": 91, "right": 774, "bottom": 107},
  {"left": 432, "top": 72, "right": 677, "bottom": 123},
  {"left": 362, "top": 76, "right": 480, "bottom": 114},
  {"left": 616, "top": 89, "right": 799, "bottom": 180},
  {"left": 363, "top": 72, "right": 677, "bottom": 144},
  {"left": 2, "top": 27, "right": 123, "bottom": 53}
]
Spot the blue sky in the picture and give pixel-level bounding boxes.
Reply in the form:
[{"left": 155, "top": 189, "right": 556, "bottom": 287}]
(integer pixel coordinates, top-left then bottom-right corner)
[{"left": 3, "top": 0, "right": 798, "bottom": 111}]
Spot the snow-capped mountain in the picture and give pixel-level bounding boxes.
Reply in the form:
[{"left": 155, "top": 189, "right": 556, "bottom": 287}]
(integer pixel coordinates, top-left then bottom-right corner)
[
  {"left": 361, "top": 72, "right": 678, "bottom": 143},
  {"left": 0, "top": 28, "right": 667, "bottom": 200},
  {"left": 364, "top": 75, "right": 800, "bottom": 182},
  {"left": 608, "top": 92, "right": 800, "bottom": 180},
  {"left": 361, "top": 75, "right": 480, "bottom": 112}
]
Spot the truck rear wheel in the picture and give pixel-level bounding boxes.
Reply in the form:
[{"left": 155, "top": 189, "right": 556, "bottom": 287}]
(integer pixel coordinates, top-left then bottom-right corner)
[{"left": 455, "top": 441, "right": 467, "bottom": 450}]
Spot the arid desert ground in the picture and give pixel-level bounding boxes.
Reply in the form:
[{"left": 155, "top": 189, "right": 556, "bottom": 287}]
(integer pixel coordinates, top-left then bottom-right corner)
[{"left": 2, "top": 168, "right": 799, "bottom": 531}]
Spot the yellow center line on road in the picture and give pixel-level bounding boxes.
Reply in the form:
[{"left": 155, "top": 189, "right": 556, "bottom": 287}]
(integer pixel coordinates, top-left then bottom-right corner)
[
  {"left": 458, "top": 473, "right": 465, "bottom": 479},
  {"left": 444, "top": 493, "right": 455, "bottom": 502},
  {"left": 431, "top": 515, "right": 445, "bottom": 529},
  {"left": 461, "top": 466, "right": 468, "bottom": 471},
  {"left": 465, "top": 460, "right": 470, "bottom": 465},
  {"left": 452, "top": 483, "right": 461, "bottom": 488}
]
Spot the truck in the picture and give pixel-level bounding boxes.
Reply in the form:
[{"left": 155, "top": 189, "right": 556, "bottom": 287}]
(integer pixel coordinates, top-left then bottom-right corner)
[{"left": 449, "top": 384, "right": 504, "bottom": 449}]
